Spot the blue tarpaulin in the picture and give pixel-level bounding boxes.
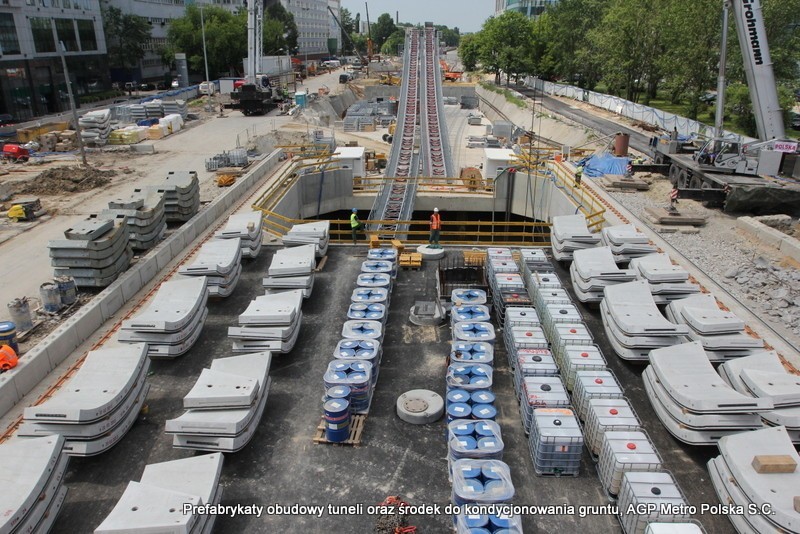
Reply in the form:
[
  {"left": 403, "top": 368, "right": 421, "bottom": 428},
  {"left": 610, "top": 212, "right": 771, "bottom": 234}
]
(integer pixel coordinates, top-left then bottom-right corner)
[{"left": 581, "top": 154, "right": 630, "bottom": 178}]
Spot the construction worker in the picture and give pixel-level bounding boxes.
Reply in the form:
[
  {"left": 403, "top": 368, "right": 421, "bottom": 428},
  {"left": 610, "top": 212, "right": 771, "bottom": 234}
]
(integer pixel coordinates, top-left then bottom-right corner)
[
  {"left": 429, "top": 207, "right": 442, "bottom": 249},
  {"left": 574, "top": 166, "right": 583, "bottom": 188},
  {"left": 350, "top": 208, "right": 363, "bottom": 244}
]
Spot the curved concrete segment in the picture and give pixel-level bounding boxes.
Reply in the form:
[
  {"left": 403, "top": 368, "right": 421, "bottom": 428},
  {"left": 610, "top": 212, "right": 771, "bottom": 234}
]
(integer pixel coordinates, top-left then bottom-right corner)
[{"left": 121, "top": 277, "right": 208, "bottom": 333}]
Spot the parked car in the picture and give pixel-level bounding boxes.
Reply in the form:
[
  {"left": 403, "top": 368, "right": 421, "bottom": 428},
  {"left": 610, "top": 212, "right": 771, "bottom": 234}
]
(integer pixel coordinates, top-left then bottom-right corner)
[
  {"left": 124, "top": 81, "right": 137, "bottom": 91},
  {"left": 0, "top": 114, "right": 15, "bottom": 128},
  {"left": 139, "top": 82, "right": 155, "bottom": 91},
  {"left": 199, "top": 81, "right": 216, "bottom": 95},
  {"left": 171, "top": 79, "right": 180, "bottom": 89}
]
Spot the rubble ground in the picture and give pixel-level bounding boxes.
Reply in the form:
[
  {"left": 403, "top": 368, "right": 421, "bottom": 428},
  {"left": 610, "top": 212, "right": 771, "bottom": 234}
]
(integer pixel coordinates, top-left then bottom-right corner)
[
  {"left": 606, "top": 176, "right": 800, "bottom": 350},
  {"left": 17, "top": 166, "right": 117, "bottom": 195}
]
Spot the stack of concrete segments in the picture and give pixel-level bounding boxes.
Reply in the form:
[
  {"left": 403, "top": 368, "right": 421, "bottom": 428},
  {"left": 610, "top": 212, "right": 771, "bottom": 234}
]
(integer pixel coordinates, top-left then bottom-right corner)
[
  {"left": 642, "top": 342, "right": 769, "bottom": 445},
  {"left": 216, "top": 210, "right": 264, "bottom": 259},
  {"left": 283, "top": 221, "right": 330, "bottom": 258},
  {"left": 229, "top": 289, "right": 303, "bottom": 354},
  {"left": 101, "top": 192, "right": 166, "bottom": 251},
  {"left": 451, "top": 341, "right": 494, "bottom": 366},
  {"left": 570, "top": 246, "right": 637, "bottom": 303},
  {"left": 1, "top": 435, "right": 68, "bottom": 532},
  {"left": 79, "top": 108, "right": 111, "bottom": 145},
  {"left": 600, "top": 280, "right": 688, "bottom": 362},
  {"left": 572, "top": 369, "right": 625, "bottom": 422},
  {"left": 665, "top": 293, "right": 764, "bottom": 362},
  {"left": 528, "top": 408, "right": 583, "bottom": 476},
  {"left": 144, "top": 170, "right": 200, "bottom": 223},
  {"left": 166, "top": 352, "right": 272, "bottom": 452},
  {"left": 451, "top": 288, "right": 487, "bottom": 306},
  {"left": 49, "top": 215, "right": 133, "bottom": 288},
  {"left": 629, "top": 253, "right": 700, "bottom": 304},
  {"left": 600, "top": 224, "right": 657, "bottom": 263},
  {"left": 598, "top": 430, "right": 663, "bottom": 498},
  {"left": 19, "top": 344, "right": 150, "bottom": 456},
  {"left": 95, "top": 453, "right": 224, "bottom": 534},
  {"left": 263, "top": 244, "right": 316, "bottom": 297},
  {"left": 451, "top": 459, "right": 515, "bottom": 506},
  {"left": 179, "top": 238, "right": 242, "bottom": 298},
  {"left": 584, "top": 398, "right": 642, "bottom": 459},
  {"left": 550, "top": 214, "right": 600, "bottom": 262},
  {"left": 519, "top": 376, "right": 570, "bottom": 434},
  {"left": 118, "top": 277, "right": 209, "bottom": 358},
  {"left": 719, "top": 351, "right": 800, "bottom": 443},
  {"left": 617, "top": 471, "right": 693, "bottom": 533},
  {"left": 707, "top": 426, "right": 799, "bottom": 534}
]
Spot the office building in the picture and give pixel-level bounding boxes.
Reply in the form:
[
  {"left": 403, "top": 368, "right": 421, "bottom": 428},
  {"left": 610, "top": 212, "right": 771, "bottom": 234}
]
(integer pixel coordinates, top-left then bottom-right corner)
[{"left": 494, "top": 0, "right": 558, "bottom": 18}]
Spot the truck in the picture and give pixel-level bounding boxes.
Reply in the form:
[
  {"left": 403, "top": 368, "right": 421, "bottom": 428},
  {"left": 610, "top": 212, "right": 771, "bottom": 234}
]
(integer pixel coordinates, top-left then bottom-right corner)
[
  {"left": 649, "top": 0, "right": 800, "bottom": 212},
  {"left": 230, "top": 75, "right": 281, "bottom": 116}
]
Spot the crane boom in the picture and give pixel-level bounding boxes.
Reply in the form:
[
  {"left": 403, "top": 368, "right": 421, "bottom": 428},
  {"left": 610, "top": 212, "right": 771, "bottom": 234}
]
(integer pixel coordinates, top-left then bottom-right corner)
[
  {"left": 730, "top": 0, "right": 785, "bottom": 140},
  {"left": 327, "top": 5, "right": 369, "bottom": 72}
]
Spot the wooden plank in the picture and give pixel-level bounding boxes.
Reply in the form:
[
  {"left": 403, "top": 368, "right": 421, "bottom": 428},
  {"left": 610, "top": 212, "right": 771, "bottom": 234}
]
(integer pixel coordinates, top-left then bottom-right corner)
[
  {"left": 312, "top": 414, "right": 366, "bottom": 446},
  {"left": 314, "top": 255, "right": 328, "bottom": 272},
  {"left": 751, "top": 455, "right": 797, "bottom": 474}
]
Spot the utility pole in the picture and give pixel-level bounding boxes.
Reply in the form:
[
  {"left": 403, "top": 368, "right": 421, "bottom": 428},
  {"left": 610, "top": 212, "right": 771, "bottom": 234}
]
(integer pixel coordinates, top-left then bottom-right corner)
[{"left": 51, "top": 21, "right": 87, "bottom": 166}]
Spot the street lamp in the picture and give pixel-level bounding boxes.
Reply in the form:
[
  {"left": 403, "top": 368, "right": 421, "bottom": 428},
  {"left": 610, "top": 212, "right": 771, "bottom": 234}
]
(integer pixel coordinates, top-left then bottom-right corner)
[
  {"left": 200, "top": 6, "right": 212, "bottom": 111},
  {"left": 50, "top": 20, "right": 87, "bottom": 166}
]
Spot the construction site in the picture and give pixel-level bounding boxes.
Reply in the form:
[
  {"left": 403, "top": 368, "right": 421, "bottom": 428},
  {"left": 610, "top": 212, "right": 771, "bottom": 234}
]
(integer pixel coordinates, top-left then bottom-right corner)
[{"left": 0, "top": 1, "right": 799, "bottom": 533}]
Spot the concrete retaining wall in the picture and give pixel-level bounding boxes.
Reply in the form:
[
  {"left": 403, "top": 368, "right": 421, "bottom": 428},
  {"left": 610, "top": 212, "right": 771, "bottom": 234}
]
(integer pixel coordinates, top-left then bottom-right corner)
[
  {"left": 364, "top": 85, "right": 477, "bottom": 102},
  {"left": 0, "top": 149, "right": 285, "bottom": 419}
]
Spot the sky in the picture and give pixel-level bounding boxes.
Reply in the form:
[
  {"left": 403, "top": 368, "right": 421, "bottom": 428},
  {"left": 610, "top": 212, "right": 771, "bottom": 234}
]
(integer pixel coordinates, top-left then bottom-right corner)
[{"left": 340, "top": 0, "right": 494, "bottom": 33}]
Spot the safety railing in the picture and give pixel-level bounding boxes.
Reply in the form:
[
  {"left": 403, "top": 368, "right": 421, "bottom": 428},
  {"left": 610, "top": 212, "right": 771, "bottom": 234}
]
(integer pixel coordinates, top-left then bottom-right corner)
[
  {"left": 545, "top": 160, "right": 606, "bottom": 229},
  {"left": 354, "top": 176, "right": 496, "bottom": 195},
  {"left": 260, "top": 211, "right": 553, "bottom": 246}
]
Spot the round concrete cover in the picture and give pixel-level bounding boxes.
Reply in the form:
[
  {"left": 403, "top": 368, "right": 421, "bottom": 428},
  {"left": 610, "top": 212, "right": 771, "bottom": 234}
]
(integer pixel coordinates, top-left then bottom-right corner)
[
  {"left": 396, "top": 389, "right": 444, "bottom": 424},
  {"left": 416, "top": 245, "right": 445, "bottom": 260}
]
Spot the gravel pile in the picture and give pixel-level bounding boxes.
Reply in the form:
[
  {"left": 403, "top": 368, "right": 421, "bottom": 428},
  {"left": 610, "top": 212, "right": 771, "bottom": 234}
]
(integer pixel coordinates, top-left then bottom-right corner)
[{"left": 605, "top": 178, "right": 800, "bottom": 344}]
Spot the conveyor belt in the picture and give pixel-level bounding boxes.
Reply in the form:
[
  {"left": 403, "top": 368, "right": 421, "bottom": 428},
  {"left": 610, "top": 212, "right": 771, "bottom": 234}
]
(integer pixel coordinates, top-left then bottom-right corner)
[{"left": 369, "top": 28, "right": 454, "bottom": 237}]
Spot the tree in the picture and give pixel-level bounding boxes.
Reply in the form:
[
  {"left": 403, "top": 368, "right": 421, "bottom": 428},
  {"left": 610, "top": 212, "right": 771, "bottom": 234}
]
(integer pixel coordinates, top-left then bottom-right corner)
[
  {"left": 350, "top": 33, "right": 368, "bottom": 56},
  {"left": 265, "top": 3, "right": 298, "bottom": 53},
  {"left": 166, "top": 6, "right": 246, "bottom": 79},
  {"left": 338, "top": 8, "right": 357, "bottom": 55},
  {"left": 435, "top": 25, "right": 460, "bottom": 47},
  {"left": 477, "top": 11, "right": 535, "bottom": 85},
  {"left": 101, "top": 2, "right": 151, "bottom": 73},
  {"left": 725, "top": 82, "right": 796, "bottom": 137},
  {"left": 381, "top": 29, "right": 406, "bottom": 56},
  {"left": 458, "top": 34, "right": 479, "bottom": 71},
  {"left": 372, "top": 13, "right": 397, "bottom": 50}
]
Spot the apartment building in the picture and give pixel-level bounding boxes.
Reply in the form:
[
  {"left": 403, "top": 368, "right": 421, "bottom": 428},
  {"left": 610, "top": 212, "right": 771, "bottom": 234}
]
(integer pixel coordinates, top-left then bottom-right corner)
[
  {"left": 281, "top": 0, "right": 337, "bottom": 58},
  {"left": 494, "top": 0, "right": 558, "bottom": 18}
]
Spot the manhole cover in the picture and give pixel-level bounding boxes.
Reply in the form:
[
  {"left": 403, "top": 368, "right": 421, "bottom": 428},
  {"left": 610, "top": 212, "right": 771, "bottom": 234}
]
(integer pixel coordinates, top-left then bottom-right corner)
[{"left": 404, "top": 398, "right": 429, "bottom": 413}]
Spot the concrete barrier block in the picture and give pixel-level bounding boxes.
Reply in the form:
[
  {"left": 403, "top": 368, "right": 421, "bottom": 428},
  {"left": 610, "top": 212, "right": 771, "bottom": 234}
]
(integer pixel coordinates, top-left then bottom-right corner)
[
  {"left": 99, "top": 286, "right": 125, "bottom": 323},
  {"left": 756, "top": 225, "right": 787, "bottom": 248},
  {"left": 137, "top": 256, "right": 159, "bottom": 285},
  {"left": 72, "top": 300, "right": 105, "bottom": 342},
  {"left": 43, "top": 323, "right": 80, "bottom": 368},
  {"left": 116, "top": 269, "right": 144, "bottom": 301},
  {"left": 181, "top": 219, "right": 198, "bottom": 243},
  {"left": 154, "top": 242, "right": 174, "bottom": 270},
  {"left": 12, "top": 346, "right": 54, "bottom": 399},
  {"left": 779, "top": 236, "right": 800, "bottom": 263},
  {"left": 168, "top": 233, "right": 186, "bottom": 257},
  {"left": 0, "top": 372, "right": 20, "bottom": 416}
]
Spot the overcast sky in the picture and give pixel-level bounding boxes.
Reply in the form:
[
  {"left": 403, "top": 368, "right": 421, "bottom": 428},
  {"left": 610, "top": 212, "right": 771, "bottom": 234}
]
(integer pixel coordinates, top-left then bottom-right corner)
[{"left": 340, "top": 0, "right": 494, "bottom": 33}]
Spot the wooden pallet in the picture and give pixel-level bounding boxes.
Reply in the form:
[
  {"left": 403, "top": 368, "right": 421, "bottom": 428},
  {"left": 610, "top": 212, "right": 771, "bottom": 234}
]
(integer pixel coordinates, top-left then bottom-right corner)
[
  {"left": 463, "top": 250, "right": 486, "bottom": 266},
  {"left": 369, "top": 235, "right": 381, "bottom": 249},
  {"left": 399, "top": 253, "right": 422, "bottom": 269},
  {"left": 391, "top": 239, "right": 404, "bottom": 254},
  {"left": 312, "top": 414, "right": 366, "bottom": 446}
]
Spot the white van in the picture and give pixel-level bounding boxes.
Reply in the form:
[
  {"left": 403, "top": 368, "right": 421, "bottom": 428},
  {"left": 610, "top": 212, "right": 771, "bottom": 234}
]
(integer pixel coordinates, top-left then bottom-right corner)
[{"left": 199, "top": 81, "right": 216, "bottom": 95}]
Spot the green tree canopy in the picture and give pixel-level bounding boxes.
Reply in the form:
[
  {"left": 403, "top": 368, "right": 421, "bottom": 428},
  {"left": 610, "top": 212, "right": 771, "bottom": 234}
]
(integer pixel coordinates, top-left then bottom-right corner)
[
  {"left": 477, "top": 11, "right": 535, "bottom": 85},
  {"left": 101, "top": 2, "right": 151, "bottom": 71},
  {"left": 381, "top": 29, "right": 406, "bottom": 56},
  {"left": 166, "top": 6, "right": 245, "bottom": 78},
  {"left": 372, "top": 13, "right": 397, "bottom": 50},
  {"left": 338, "top": 8, "right": 357, "bottom": 55},
  {"left": 458, "top": 34, "right": 479, "bottom": 72}
]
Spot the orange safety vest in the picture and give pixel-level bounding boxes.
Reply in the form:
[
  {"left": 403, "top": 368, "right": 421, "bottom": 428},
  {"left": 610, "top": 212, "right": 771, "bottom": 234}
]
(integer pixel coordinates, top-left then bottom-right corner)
[{"left": 430, "top": 213, "right": 441, "bottom": 230}]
